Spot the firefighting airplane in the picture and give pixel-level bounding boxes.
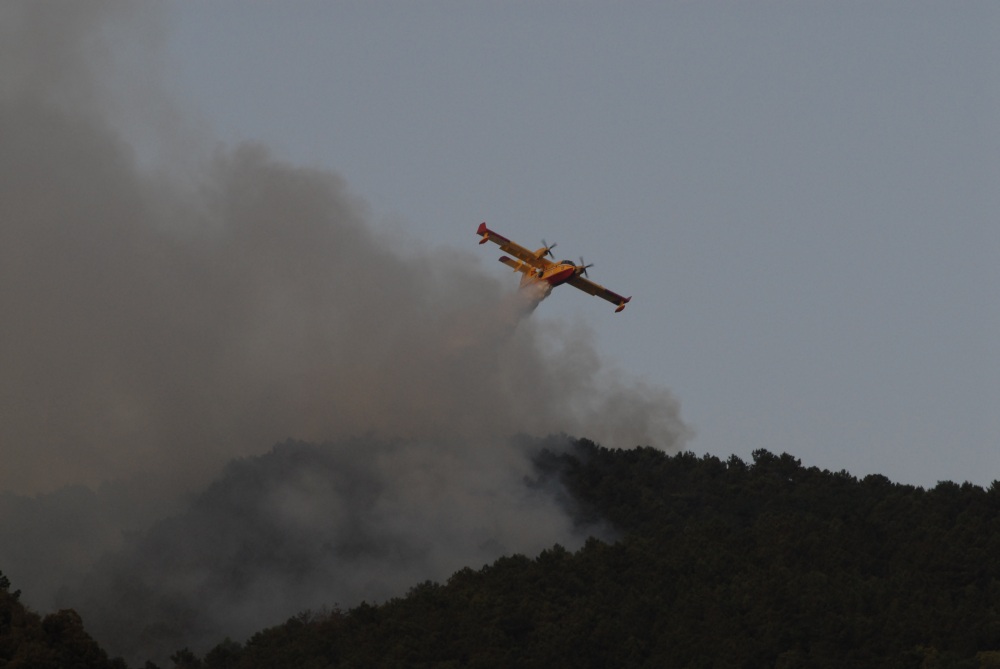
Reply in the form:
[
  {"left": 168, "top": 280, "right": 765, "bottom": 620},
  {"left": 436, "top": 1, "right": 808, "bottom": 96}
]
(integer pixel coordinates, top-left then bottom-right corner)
[{"left": 476, "top": 222, "right": 631, "bottom": 313}]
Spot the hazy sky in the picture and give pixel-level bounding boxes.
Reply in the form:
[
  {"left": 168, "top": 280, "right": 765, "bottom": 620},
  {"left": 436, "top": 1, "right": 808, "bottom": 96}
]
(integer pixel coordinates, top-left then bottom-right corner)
[
  {"left": 3, "top": 1, "right": 689, "bottom": 495},
  {"left": 152, "top": 3, "right": 999, "bottom": 487},
  {"left": 5, "top": 3, "right": 994, "bottom": 491}
]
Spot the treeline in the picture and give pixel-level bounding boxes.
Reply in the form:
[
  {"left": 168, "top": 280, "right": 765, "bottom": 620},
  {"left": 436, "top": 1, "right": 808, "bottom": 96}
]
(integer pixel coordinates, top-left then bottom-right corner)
[
  {"left": 5, "top": 441, "right": 1000, "bottom": 668},
  {"left": 0, "top": 570, "right": 126, "bottom": 668},
  {"left": 182, "top": 442, "right": 1000, "bottom": 668}
]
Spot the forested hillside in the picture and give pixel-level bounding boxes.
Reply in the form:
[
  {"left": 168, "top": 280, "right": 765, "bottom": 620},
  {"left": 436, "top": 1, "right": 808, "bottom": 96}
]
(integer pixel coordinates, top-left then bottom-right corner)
[
  {"left": 184, "top": 441, "right": 1000, "bottom": 668},
  {"left": 0, "top": 571, "right": 125, "bottom": 668},
  {"left": 4, "top": 441, "right": 1000, "bottom": 668}
]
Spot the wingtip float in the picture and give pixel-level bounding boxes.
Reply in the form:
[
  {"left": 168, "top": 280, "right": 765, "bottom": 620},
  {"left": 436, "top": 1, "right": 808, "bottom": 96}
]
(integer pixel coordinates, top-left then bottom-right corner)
[{"left": 476, "top": 222, "right": 631, "bottom": 313}]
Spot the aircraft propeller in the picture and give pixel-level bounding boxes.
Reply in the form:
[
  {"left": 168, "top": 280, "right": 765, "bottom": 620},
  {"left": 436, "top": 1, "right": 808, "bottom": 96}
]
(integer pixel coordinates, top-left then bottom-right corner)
[
  {"left": 578, "top": 257, "right": 594, "bottom": 277},
  {"left": 541, "top": 239, "right": 557, "bottom": 258}
]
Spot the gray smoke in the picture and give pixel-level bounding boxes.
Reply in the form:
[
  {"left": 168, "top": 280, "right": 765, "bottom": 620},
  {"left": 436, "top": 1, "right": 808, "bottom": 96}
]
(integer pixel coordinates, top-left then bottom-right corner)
[
  {"left": 57, "top": 436, "right": 596, "bottom": 664},
  {"left": 0, "top": 2, "right": 689, "bottom": 663}
]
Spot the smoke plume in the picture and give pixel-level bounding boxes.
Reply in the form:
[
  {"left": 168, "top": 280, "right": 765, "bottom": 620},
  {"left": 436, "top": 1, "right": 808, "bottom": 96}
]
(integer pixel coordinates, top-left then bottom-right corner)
[{"left": 0, "top": 2, "right": 688, "bottom": 663}]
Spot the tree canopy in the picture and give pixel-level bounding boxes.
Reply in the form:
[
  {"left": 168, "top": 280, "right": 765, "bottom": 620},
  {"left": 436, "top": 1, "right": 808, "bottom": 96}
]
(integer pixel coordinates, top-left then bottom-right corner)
[
  {"left": 0, "top": 568, "right": 126, "bottom": 668},
  {"left": 192, "top": 441, "right": 1000, "bottom": 668},
  {"left": 4, "top": 440, "right": 1000, "bottom": 668}
]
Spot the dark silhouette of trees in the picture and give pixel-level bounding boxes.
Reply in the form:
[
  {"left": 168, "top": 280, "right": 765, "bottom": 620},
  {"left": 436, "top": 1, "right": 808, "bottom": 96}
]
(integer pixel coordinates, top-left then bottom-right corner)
[
  {"left": 177, "top": 440, "right": 1000, "bottom": 668},
  {"left": 0, "top": 569, "right": 126, "bottom": 668},
  {"left": 6, "top": 440, "right": 1000, "bottom": 668}
]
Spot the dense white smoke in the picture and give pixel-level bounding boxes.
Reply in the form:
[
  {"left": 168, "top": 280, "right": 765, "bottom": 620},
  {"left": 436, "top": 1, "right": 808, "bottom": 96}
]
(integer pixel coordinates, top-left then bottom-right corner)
[{"left": 0, "top": 2, "right": 688, "bottom": 663}]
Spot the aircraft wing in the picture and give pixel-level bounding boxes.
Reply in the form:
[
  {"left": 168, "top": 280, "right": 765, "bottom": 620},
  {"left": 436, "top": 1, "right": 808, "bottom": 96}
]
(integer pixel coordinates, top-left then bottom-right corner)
[
  {"left": 566, "top": 275, "right": 632, "bottom": 312},
  {"left": 498, "top": 255, "right": 537, "bottom": 276},
  {"left": 477, "top": 222, "right": 551, "bottom": 269}
]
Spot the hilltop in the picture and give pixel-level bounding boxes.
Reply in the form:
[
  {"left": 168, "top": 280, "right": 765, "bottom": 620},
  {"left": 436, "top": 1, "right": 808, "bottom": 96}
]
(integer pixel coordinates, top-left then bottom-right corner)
[
  {"left": 4, "top": 440, "right": 1000, "bottom": 668},
  {"left": 180, "top": 441, "right": 1000, "bottom": 668}
]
